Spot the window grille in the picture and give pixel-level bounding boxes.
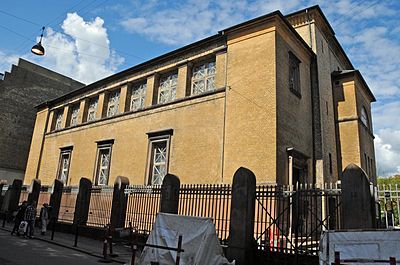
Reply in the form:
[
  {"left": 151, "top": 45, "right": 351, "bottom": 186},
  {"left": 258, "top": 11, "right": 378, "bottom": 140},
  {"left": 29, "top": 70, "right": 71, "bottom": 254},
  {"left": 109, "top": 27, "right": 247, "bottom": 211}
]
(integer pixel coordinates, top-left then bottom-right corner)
[
  {"left": 289, "top": 52, "right": 301, "bottom": 97},
  {"left": 106, "top": 90, "right": 120, "bottom": 117},
  {"left": 158, "top": 73, "right": 177, "bottom": 104},
  {"left": 95, "top": 144, "right": 112, "bottom": 186},
  {"left": 87, "top": 97, "right": 98, "bottom": 122},
  {"left": 69, "top": 104, "right": 80, "bottom": 126},
  {"left": 148, "top": 138, "right": 169, "bottom": 185},
  {"left": 58, "top": 149, "right": 72, "bottom": 184},
  {"left": 191, "top": 61, "right": 216, "bottom": 95},
  {"left": 54, "top": 110, "right": 63, "bottom": 130},
  {"left": 130, "top": 83, "right": 146, "bottom": 111}
]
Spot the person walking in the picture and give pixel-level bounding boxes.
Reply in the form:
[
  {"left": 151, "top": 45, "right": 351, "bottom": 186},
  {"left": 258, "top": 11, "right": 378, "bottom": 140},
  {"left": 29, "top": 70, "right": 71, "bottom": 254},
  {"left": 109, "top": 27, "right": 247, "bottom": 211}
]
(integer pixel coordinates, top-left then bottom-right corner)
[
  {"left": 39, "top": 203, "right": 49, "bottom": 235},
  {"left": 11, "top": 201, "right": 27, "bottom": 236},
  {"left": 24, "top": 201, "right": 37, "bottom": 238}
]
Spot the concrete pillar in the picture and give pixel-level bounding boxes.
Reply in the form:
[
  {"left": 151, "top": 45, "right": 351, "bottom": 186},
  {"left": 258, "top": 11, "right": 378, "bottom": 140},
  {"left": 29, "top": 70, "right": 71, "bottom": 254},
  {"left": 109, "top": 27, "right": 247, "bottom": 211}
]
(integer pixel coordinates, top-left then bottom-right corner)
[
  {"left": 0, "top": 179, "right": 23, "bottom": 214},
  {"left": 176, "top": 64, "right": 190, "bottom": 98},
  {"left": 119, "top": 84, "right": 129, "bottom": 113},
  {"left": 97, "top": 93, "right": 106, "bottom": 119},
  {"left": 73, "top": 178, "right": 92, "bottom": 226},
  {"left": 342, "top": 164, "right": 374, "bottom": 229},
  {"left": 77, "top": 99, "right": 86, "bottom": 124},
  {"left": 49, "top": 179, "right": 64, "bottom": 220},
  {"left": 46, "top": 111, "right": 55, "bottom": 133},
  {"left": 27, "top": 179, "right": 41, "bottom": 204},
  {"left": 61, "top": 105, "right": 69, "bottom": 129},
  {"left": 160, "top": 174, "right": 180, "bottom": 214},
  {"left": 215, "top": 50, "right": 227, "bottom": 88},
  {"left": 226, "top": 167, "right": 256, "bottom": 265},
  {"left": 110, "top": 176, "right": 130, "bottom": 228},
  {"left": 145, "top": 74, "right": 158, "bottom": 107}
]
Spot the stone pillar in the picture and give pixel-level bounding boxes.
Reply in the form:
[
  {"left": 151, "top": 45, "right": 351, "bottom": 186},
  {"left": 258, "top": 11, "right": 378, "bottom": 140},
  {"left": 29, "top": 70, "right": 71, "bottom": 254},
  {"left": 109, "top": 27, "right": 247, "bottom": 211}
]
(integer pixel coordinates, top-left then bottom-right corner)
[
  {"left": 342, "top": 164, "right": 374, "bottom": 229},
  {"left": 77, "top": 99, "right": 86, "bottom": 124},
  {"left": 145, "top": 74, "right": 158, "bottom": 106},
  {"left": 176, "top": 64, "right": 190, "bottom": 98},
  {"left": 110, "top": 176, "right": 130, "bottom": 228},
  {"left": 61, "top": 105, "right": 69, "bottom": 129},
  {"left": 73, "top": 178, "right": 92, "bottom": 226},
  {"left": 160, "top": 174, "right": 180, "bottom": 214},
  {"left": 46, "top": 111, "right": 55, "bottom": 133},
  {"left": 27, "top": 179, "right": 41, "bottom": 204},
  {"left": 215, "top": 50, "right": 227, "bottom": 88},
  {"left": 119, "top": 84, "right": 129, "bottom": 113},
  {"left": 49, "top": 179, "right": 64, "bottom": 220},
  {"left": 1, "top": 179, "right": 23, "bottom": 214},
  {"left": 226, "top": 167, "right": 256, "bottom": 265},
  {"left": 97, "top": 93, "right": 106, "bottom": 119}
]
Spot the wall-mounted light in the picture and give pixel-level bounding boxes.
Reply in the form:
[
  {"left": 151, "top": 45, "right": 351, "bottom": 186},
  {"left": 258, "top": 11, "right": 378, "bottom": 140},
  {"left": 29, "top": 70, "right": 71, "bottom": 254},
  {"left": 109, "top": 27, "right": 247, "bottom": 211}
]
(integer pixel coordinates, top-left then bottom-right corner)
[{"left": 31, "top": 26, "right": 45, "bottom": 56}]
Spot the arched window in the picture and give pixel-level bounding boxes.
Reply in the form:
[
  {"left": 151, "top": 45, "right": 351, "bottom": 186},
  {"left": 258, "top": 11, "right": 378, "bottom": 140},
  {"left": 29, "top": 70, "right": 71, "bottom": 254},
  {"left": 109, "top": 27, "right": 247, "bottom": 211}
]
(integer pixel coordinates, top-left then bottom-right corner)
[{"left": 361, "top": 107, "right": 369, "bottom": 128}]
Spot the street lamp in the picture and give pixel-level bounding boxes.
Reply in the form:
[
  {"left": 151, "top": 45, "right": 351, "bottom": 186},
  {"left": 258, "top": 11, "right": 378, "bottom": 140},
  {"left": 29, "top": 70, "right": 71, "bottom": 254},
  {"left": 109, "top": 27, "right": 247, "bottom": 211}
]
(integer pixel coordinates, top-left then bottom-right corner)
[{"left": 31, "top": 26, "right": 45, "bottom": 56}]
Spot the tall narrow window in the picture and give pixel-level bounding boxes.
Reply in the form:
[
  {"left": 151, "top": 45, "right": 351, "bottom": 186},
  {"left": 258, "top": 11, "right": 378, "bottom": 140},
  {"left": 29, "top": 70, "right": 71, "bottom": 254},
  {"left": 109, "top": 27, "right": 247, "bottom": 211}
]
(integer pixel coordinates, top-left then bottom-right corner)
[
  {"left": 361, "top": 107, "right": 369, "bottom": 129},
  {"left": 289, "top": 51, "right": 301, "bottom": 97},
  {"left": 57, "top": 148, "right": 72, "bottom": 184},
  {"left": 69, "top": 104, "right": 80, "bottom": 127},
  {"left": 106, "top": 90, "right": 120, "bottom": 117},
  {"left": 191, "top": 61, "right": 216, "bottom": 95},
  {"left": 130, "top": 83, "right": 146, "bottom": 111},
  {"left": 147, "top": 130, "right": 172, "bottom": 186},
  {"left": 87, "top": 97, "right": 98, "bottom": 122},
  {"left": 95, "top": 141, "right": 113, "bottom": 186},
  {"left": 53, "top": 109, "right": 64, "bottom": 131},
  {"left": 329, "top": 153, "right": 333, "bottom": 175},
  {"left": 158, "top": 73, "right": 177, "bottom": 104}
]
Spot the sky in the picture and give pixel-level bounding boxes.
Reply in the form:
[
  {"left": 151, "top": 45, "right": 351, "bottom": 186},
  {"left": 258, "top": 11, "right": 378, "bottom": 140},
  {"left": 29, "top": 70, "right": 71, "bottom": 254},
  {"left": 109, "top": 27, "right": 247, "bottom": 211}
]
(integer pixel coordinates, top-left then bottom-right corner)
[{"left": 0, "top": 0, "right": 399, "bottom": 177}]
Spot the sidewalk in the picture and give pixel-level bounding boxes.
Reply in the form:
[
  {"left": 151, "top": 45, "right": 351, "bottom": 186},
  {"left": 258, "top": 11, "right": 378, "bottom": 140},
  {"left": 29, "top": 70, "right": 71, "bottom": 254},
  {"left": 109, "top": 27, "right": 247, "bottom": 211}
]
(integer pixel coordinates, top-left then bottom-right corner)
[{"left": 1, "top": 221, "right": 138, "bottom": 264}]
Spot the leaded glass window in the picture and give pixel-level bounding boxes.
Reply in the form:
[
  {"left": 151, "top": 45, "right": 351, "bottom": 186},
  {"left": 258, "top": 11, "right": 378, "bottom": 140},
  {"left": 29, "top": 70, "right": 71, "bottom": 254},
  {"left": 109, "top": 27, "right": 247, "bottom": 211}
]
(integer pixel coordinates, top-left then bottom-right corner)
[
  {"left": 158, "top": 73, "right": 177, "bottom": 104},
  {"left": 95, "top": 145, "right": 112, "bottom": 186},
  {"left": 130, "top": 83, "right": 146, "bottom": 111},
  {"left": 148, "top": 138, "right": 169, "bottom": 185},
  {"left": 54, "top": 110, "right": 63, "bottom": 130},
  {"left": 58, "top": 149, "right": 71, "bottom": 184},
  {"left": 87, "top": 97, "right": 98, "bottom": 122},
  {"left": 106, "top": 90, "right": 120, "bottom": 117},
  {"left": 191, "top": 61, "right": 216, "bottom": 95},
  {"left": 69, "top": 104, "right": 80, "bottom": 127}
]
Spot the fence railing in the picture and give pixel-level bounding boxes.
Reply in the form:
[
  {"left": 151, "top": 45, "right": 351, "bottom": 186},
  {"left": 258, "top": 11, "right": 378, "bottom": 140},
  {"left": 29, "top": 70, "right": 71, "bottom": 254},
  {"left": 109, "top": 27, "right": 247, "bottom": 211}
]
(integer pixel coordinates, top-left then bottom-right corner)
[
  {"left": 87, "top": 186, "right": 113, "bottom": 227},
  {"left": 377, "top": 184, "right": 400, "bottom": 228},
  {"left": 58, "top": 186, "right": 79, "bottom": 223},
  {"left": 36, "top": 186, "right": 52, "bottom": 217},
  {"left": 125, "top": 185, "right": 162, "bottom": 233}
]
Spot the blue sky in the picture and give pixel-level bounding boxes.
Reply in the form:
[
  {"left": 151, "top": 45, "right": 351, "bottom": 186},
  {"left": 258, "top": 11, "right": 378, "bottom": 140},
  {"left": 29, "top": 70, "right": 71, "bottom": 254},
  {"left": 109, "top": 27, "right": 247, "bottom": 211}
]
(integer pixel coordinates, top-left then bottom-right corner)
[{"left": 0, "top": 0, "right": 399, "bottom": 176}]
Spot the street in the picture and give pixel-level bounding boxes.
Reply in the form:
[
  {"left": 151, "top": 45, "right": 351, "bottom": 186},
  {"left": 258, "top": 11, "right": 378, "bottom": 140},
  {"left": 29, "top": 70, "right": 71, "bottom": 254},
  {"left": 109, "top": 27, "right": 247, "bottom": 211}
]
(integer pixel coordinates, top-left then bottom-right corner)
[{"left": 0, "top": 229, "right": 113, "bottom": 265}]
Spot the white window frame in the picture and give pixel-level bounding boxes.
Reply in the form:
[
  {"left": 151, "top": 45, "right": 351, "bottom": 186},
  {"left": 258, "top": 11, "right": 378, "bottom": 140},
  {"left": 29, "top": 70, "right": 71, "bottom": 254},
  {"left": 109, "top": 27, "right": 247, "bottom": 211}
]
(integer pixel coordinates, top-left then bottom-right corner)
[
  {"left": 106, "top": 90, "right": 120, "bottom": 117},
  {"left": 94, "top": 143, "right": 113, "bottom": 186},
  {"left": 69, "top": 104, "right": 80, "bottom": 127},
  {"left": 57, "top": 148, "right": 72, "bottom": 184},
  {"left": 87, "top": 97, "right": 98, "bottom": 122},
  {"left": 158, "top": 73, "right": 177, "bottom": 104},
  {"left": 130, "top": 83, "right": 146, "bottom": 111},
  {"left": 147, "top": 135, "right": 171, "bottom": 186},
  {"left": 191, "top": 61, "right": 216, "bottom": 95}
]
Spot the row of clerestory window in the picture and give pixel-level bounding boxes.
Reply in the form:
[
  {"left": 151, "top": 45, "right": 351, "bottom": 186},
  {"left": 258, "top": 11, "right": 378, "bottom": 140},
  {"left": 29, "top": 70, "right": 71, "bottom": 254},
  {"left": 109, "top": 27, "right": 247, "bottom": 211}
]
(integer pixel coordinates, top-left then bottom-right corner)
[{"left": 50, "top": 59, "right": 216, "bottom": 132}]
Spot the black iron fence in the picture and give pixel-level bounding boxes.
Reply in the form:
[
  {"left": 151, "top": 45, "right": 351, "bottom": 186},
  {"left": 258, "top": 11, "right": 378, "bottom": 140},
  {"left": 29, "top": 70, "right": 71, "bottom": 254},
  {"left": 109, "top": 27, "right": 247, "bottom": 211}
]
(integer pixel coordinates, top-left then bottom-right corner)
[
  {"left": 87, "top": 186, "right": 113, "bottom": 227},
  {"left": 58, "top": 186, "right": 78, "bottom": 223}
]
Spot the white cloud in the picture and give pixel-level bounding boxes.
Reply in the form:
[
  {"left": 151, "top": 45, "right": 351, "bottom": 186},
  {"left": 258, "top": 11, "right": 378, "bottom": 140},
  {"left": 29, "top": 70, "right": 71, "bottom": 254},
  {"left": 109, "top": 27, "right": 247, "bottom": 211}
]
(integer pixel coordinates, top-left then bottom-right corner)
[
  {"left": 29, "top": 12, "right": 124, "bottom": 84},
  {"left": 375, "top": 132, "right": 400, "bottom": 177},
  {"left": 0, "top": 51, "right": 19, "bottom": 74}
]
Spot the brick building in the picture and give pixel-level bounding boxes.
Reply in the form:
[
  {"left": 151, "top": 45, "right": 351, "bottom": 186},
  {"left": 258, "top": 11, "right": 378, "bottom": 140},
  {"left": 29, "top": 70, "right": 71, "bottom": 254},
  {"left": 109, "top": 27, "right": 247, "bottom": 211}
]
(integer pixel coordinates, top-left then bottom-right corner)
[
  {"left": 24, "top": 6, "right": 376, "bottom": 187},
  {"left": 0, "top": 59, "right": 83, "bottom": 183}
]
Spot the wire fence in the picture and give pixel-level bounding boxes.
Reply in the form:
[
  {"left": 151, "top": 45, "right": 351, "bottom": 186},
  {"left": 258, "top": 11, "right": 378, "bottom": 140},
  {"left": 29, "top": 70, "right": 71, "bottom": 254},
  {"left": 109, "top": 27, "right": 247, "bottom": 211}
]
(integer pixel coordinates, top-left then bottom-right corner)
[{"left": 87, "top": 186, "right": 113, "bottom": 227}]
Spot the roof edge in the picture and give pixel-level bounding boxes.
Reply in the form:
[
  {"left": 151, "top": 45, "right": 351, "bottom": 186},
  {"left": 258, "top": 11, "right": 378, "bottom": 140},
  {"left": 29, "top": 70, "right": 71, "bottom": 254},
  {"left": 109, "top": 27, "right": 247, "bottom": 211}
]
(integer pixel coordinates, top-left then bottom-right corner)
[{"left": 332, "top": 70, "right": 376, "bottom": 102}]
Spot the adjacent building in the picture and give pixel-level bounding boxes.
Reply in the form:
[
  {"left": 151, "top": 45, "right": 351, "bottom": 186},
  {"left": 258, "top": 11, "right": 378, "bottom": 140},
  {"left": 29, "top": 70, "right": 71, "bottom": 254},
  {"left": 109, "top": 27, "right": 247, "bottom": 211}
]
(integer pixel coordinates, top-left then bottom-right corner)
[
  {"left": 23, "top": 6, "right": 376, "bottom": 187},
  {"left": 0, "top": 59, "right": 84, "bottom": 183}
]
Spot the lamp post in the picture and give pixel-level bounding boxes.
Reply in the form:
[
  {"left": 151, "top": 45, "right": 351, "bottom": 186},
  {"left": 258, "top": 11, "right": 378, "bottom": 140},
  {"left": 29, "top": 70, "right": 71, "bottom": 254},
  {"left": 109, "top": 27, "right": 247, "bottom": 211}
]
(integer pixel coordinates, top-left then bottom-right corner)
[{"left": 31, "top": 26, "right": 45, "bottom": 56}]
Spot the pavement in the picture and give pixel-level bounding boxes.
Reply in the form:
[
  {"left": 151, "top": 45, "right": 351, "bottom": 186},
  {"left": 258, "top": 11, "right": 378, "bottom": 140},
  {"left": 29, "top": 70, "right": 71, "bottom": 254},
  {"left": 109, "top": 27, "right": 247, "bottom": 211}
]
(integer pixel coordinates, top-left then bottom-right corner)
[{"left": 0, "top": 222, "right": 139, "bottom": 265}]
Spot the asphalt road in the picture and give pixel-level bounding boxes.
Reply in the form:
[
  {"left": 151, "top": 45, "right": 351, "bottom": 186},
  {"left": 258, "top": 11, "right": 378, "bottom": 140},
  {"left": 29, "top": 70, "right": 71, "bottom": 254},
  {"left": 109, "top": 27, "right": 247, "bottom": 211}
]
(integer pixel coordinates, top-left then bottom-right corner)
[{"left": 0, "top": 229, "right": 115, "bottom": 265}]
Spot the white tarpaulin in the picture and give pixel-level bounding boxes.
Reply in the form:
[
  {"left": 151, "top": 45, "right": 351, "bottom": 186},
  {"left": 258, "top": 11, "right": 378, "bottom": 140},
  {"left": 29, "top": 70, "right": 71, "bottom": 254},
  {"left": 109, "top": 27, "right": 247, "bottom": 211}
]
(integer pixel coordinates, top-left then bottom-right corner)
[
  {"left": 138, "top": 213, "right": 233, "bottom": 265},
  {"left": 319, "top": 230, "right": 400, "bottom": 265}
]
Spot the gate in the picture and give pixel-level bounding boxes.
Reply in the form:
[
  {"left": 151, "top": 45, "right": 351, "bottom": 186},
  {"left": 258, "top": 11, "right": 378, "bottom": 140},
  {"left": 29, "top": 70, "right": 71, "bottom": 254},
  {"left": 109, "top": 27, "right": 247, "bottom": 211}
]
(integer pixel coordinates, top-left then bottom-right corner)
[
  {"left": 377, "top": 184, "right": 399, "bottom": 228},
  {"left": 254, "top": 183, "right": 342, "bottom": 264}
]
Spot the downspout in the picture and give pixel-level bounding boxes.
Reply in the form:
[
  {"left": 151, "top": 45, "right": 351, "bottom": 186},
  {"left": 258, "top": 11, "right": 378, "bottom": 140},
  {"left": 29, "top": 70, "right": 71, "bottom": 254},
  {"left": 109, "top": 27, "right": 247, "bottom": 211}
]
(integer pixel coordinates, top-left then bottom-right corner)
[{"left": 220, "top": 32, "right": 228, "bottom": 183}]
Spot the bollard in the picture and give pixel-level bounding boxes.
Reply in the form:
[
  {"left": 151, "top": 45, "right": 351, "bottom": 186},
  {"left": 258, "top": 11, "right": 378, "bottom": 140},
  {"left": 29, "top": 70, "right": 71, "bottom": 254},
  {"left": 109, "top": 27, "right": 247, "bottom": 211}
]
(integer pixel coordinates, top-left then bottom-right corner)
[
  {"left": 131, "top": 232, "right": 137, "bottom": 265},
  {"left": 74, "top": 224, "right": 79, "bottom": 247},
  {"left": 98, "top": 237, "right": 112, "bottom": 263},
  {"left": 51, "top": 217, "right": 56, "bottom": 240},
  {"left": 108, "top": 224, "right": 118, "bottom": 258}
]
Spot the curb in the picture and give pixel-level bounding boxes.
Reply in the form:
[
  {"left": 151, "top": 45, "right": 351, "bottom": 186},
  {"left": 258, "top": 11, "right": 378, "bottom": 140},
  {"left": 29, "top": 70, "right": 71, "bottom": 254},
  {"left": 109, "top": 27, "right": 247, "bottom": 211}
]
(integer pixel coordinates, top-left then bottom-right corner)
[{"left": 0, "top": 226, "right": 127, "bottom": 264}]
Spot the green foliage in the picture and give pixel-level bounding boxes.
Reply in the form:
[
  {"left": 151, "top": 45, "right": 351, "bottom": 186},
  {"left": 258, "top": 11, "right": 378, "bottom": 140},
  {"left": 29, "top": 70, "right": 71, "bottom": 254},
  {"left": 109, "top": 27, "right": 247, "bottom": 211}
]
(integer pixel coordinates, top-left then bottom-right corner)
[{"left": 377, "top": 175, "right": 400, "bottom": 187}]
